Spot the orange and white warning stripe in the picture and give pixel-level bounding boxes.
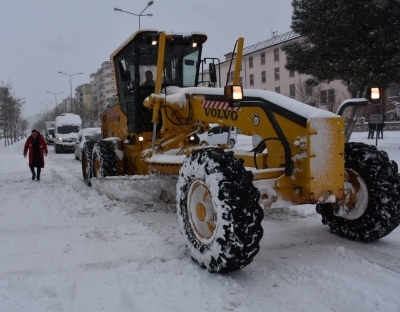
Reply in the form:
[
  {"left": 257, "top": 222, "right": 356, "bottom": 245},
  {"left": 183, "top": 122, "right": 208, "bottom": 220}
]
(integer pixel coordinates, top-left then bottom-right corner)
[{"left": 201, "top": 101, "right": 241, "bottom": 111}]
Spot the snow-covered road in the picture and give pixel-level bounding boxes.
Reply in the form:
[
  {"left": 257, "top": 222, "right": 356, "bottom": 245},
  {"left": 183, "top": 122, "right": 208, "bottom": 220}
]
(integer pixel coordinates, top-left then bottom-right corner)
[{"left": 0, "top": 132, "right": 399, "bottom": 312}]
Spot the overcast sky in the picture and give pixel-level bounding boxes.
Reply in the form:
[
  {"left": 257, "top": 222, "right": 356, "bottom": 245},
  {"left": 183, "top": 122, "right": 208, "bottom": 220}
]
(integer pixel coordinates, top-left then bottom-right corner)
[{"left": 0, "top": 0, "right": 293, "bottom": 118}]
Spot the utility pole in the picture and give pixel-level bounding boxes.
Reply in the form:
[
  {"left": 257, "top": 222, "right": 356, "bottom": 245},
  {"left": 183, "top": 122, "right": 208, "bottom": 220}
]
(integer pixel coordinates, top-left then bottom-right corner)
[
  {"left": 47, "top": 91, "right": 64, "bottom": 114},
  {"left": 58, "top": 72, "right": 83, "bottom": 113}
]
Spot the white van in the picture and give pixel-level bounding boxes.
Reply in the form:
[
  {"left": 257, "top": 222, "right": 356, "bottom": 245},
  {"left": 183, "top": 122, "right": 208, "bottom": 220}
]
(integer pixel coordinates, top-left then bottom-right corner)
[{"left": 54, "top": 113, "right": 82, "bottom": 153}]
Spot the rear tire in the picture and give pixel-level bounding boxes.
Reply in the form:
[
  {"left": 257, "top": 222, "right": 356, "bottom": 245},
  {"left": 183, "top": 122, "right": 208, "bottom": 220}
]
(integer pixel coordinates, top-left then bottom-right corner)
[
  {"left": 177, "top": 148, "right": 263, "bottom": 273},
  {"left": 92, "top": 141, "right": 117, "bottom": 179},
  {"left": 316, "top": 142, "right": 400, "bottom": 241},
  {"left": 82, "top": 141, "right": 96, "bottom": 186}
]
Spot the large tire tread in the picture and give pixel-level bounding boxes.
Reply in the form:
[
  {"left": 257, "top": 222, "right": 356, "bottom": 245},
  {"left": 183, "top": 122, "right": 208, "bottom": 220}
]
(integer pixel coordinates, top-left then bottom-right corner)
[
  {"left": 92, "top": 141, "right": 117, "bottom": 178},
  {"left": 317, "top": 142, "right": 400, "bottom": 241},
  {"left": 82, "top": 140, "right": 96, "bottom": 186},
  {"left": 177, "top": 148, "right": 263, "bottom": 273}
]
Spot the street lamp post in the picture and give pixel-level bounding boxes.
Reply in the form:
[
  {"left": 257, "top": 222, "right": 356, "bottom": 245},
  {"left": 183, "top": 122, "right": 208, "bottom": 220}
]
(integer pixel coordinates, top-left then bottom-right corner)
[
  {"left": 57, "top": 71, "right": 83, "bottom": 113},
  {"left": 40, "top": 102, "right": 52, "bottom": 118},
  {"left": 47, "top": 91, "right": 64, "bottom": 114},
  {"left": 114, "top": 1, "right": 154, "bottom": 29}
]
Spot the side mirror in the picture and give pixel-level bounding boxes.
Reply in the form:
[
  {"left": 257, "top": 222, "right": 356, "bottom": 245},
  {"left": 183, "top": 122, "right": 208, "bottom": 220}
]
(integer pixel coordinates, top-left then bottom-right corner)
[{"left": 209, "top": 63, "right": 217, "bottom": 83}]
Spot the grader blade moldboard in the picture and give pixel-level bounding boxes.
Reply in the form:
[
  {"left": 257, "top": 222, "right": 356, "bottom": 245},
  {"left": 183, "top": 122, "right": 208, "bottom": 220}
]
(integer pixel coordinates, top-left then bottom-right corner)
[{"left": 91, "top": 174, "right": 178, "bottom": 208}]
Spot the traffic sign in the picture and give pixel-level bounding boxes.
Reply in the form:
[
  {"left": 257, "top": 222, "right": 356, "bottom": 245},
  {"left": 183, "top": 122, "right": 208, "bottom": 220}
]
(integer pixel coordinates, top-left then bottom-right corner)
[{"left": 370, "top": 114, "right": 383, "bottom": 124}]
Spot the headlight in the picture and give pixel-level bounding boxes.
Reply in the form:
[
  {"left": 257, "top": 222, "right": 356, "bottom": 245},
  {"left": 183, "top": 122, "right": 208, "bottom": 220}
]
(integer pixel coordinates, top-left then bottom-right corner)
[
  {"left": 58, "top": 137, "right": 63, "bottom": 141},
  {"left": 49, "top": 135, "right": 52, "bottom": 138}
]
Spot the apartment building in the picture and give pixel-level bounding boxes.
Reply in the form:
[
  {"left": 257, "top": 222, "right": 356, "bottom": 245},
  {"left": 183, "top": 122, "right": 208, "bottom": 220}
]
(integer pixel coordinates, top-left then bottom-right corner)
[
  {"left": 217, "top": 31, "right": 350, "bottom": 113},
  {"left": 60, "top": 96, "right": 72, "bottom": 113},
  {"left": 90, "top": 61, "right": 117, "bottom": 122},
  {"left": 75, "top": 83, "right": 92, "bottom": 110}
]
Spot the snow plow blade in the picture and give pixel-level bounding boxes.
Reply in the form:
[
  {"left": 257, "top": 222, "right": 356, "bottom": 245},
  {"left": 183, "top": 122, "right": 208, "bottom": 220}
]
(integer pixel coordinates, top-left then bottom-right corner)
[{"left": 90, "top": 174, "right": 178, "bottom": 208}]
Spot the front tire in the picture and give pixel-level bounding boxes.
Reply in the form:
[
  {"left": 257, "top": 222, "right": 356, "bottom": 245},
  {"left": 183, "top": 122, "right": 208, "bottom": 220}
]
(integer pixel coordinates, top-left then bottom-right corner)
[
  {"left": 176, "top": 148, "right": 264, "bottom": 273},
  {"left": 92, "top": 141, "right": 117, "bottom": 179},
  {"left": 82, "top": 141, "right": 96, "bottom": 186},
  {"left": 316, "top": 142, "right": 400, "bottom": 241}
]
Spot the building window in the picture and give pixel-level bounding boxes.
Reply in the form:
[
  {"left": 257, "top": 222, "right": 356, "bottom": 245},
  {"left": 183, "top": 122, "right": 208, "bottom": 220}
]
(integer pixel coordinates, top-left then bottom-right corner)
[
  {"left": 320, "top": 90, "right": 327, "bottom": 104},
  {"left": 250, "top": 74, "right": 254, "bottom": 86},
  {"left": 261, "top": 71, "right": 266, "bottom": 83},
  {"left": 328, "top": 89, "right": 335, "bottom": 105},
  {"left": 249, "top": 57, "right": 253, "bottom": 68},
  {"left": 290, "top": 84, "right": 296, "bottom": 98},
  {"left": 230, "top": 71, "right": 234, "bottom": 83},
  {"left": 274, "top": 68, "right": 280, "bottom": 80},
  {"left": 275, "top": 87, "right": 281, "bottom": 94},
  {"left": 274, "top": 48, "right": 279, "bottom": 61},
  {"left": 239, "top": 77, "right": 243, "bottom": 86},
  {"left": 289, "top": 69, "right": 295, "bottom": 77},
  {"left": 261, "top": 52, "right": 265, "bottom": 65}
]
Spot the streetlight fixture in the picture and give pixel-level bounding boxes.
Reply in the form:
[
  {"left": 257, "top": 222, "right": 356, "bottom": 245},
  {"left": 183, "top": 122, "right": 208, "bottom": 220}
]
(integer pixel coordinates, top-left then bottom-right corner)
[
  {"left": 114, "top": 1, "right": 154, "bottom": 29},
  {"left": 58, "top": 71, "right": 83, "bottom": 113},
  {"left": 47, "top": 91, "right": 64, "bottom": 113}
]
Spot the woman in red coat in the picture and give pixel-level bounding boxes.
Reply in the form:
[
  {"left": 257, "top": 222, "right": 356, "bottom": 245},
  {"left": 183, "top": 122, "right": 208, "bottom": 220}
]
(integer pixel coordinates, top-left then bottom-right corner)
[{"left": 23, "top": 129, "right": 48, "bottom": 181}]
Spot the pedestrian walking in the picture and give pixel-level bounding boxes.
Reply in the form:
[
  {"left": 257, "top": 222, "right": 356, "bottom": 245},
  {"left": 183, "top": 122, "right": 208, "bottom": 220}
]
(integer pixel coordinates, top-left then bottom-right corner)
[
  {"left": 377, "top": 122, "right": 385, "bottom": 139},
  {"left": 23, "top": 130, "right": 48, "bottom": 181},
  {"left": 367, "top": 121, "right": 375, "bottom": 139}
]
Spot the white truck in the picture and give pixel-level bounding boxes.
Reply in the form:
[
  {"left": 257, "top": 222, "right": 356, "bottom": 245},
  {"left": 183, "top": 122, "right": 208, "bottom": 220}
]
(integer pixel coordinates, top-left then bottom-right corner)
[
  {"left": 54, "top": 113, "right": 82, "bottom": 153},
  {"left": 44, "top": 121, "right": 55, "bottom": 145}
]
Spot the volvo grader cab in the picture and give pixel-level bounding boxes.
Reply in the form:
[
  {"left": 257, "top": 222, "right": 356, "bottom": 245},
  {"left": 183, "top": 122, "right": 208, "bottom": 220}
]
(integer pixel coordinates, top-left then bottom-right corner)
[{"left": 82, "top": 29, "right": 400, "bottom": 273}]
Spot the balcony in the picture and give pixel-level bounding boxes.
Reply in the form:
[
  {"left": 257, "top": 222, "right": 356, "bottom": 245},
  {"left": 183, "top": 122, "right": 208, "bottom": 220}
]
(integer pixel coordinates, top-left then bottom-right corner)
[
  {"left": 103, "top": 77, "right": 115, "bottom": 84},
  {"left": 102, "top": 69, "right": 114, "bottom": 75}
]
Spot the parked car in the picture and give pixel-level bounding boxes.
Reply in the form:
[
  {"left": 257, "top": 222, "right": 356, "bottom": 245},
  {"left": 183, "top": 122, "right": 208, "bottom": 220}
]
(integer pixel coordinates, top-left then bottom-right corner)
[
  {"left": 74, "top": 127, "right": 102, "bottom": 160},
  {"left": 197, "top": 125, "right": 237, "bottom": 148}
]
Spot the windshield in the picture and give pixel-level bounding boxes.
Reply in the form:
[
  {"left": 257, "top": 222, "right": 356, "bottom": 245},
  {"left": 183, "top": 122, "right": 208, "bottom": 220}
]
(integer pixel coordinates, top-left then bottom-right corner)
[
  {"left": 57, "top": 125, "right": 80, "bottom": 134},
  {"left": 137, "top": 41, "right": 201, "bottom": 87},
  {"left": 48, "top": 129, "right": 54, "bottom": 135},
  {"left": 115, "top": 32, "right": 203, "bottom": 89},
  {"left": 85, "top": 133, "right": 101, "bottom": 141},
  {"left": 114, "top": 32, "right": 205, "bottom": 134}
]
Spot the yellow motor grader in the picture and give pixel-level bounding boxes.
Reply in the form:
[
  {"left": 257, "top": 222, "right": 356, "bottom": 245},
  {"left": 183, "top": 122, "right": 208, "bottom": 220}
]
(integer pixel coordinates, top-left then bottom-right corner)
[{"left": 82, "top": 29, "right": 400, "bottom": 273}]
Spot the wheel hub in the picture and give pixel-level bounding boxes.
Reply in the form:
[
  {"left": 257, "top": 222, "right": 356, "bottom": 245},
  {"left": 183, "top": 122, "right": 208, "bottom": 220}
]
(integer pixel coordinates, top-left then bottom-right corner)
[
  {"left": 196, "top": 202, "right": 207, "bottom": 222},
  {"left": 188, "top": 180, "right": 216, "bottom": 242},
  {"left": 336, "top": 169, "right": 369, "bottom": 220}
]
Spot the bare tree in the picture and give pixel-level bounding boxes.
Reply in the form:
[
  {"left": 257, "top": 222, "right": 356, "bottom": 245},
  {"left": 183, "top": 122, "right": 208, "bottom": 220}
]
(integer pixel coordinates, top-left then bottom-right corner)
[
  {"left": 0, "top": 82, "right": 25, "bottom": 146},
  {"left": 294, "top": 77, "right": 322, "bottom": 107},
  {"left": 74, "top": 101, "right": 93, "bottom": 126},
  {"left": 20, "top": 119, "right": 29, "bottom": 135}
]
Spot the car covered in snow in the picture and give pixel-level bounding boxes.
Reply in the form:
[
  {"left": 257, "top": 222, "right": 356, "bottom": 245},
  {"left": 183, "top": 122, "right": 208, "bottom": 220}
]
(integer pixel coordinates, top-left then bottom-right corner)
[
  {"left": 74, "top": 127, "right": 102, "bottom": 161},
  {"left": 197, "top": 125, "right": 237, "bottom": 148}
]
